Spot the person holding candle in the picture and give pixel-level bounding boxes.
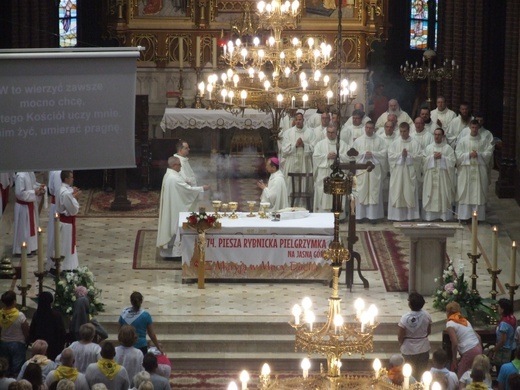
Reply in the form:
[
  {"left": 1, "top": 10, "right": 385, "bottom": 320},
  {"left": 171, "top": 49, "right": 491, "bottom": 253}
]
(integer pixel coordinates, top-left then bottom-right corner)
[
  {"left": 445, "top": 301, "right": 482, "bottom": 378},
  {"left": 489, "top": 299, "right": 517, "bottom": 372},
  {"left": 46, "top": 170, "right": 62, "bottom": 271},
  {"left": 455, "top": 119, "right": 494, "bottom": 221},
  {"left": 56, "top": 170, "right": 81, "bottom": 271},
  {"left": 12, "top": 172, "right": 46, "bottom": 256},
  {"left": 398, "top": 292, "right": 432, "bottom": 378},
  {"left": 257, "top": 157, "right": 289, "bottom": 213},
  {"left": 0, "top": 290, "right": 29, "bottom": 376}
]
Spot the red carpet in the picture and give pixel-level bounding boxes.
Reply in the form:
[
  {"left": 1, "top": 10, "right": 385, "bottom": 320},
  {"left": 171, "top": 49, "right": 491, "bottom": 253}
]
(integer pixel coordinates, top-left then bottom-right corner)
[
  {"left": 78, "top": 189, "right": 160, "bottom": 217},
  {"left": 363, "top": 230, "right": 409, "bottom": 292}
]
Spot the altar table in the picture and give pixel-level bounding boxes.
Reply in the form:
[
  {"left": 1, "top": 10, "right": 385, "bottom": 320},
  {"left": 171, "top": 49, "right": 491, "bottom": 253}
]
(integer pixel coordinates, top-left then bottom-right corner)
[{"left": 179, "top": 212, "right": 334, "bottom": 282}]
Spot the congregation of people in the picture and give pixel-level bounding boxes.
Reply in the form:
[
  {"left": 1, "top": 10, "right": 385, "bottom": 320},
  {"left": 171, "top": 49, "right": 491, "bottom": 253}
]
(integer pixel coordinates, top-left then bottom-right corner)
[
  {"left": 392, "top": 294, "right": 520, "bottom": 389},
  {"left": 0, "top": 290, "right": 170, "bottom": 390},
  {"left": 263, "top": 97, "right": 495, "bottom": 223}
]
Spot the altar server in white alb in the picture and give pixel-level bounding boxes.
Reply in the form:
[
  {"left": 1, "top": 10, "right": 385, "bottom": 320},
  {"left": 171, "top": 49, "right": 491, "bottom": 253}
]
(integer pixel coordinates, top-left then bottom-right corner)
[
  {"left": 422, "top": 128, "right": 456, "bottom": 221},
  {"left": 46, "top": 170, "right": 62, "bottom": 271},
  {"left": 257, "top": 157, "right": 289, "bottom": 212},
  {"left": 352, "top": 121, "right": 387, "bottom": 221},
  {"left": 174, "top": 140, "right": 200, "bottom": 212},
  {"left": 281, "top": 112, "right": 316, "bottom": 202},
  {"left": 387, "top": 122, "right": 424, "bottom": 221},
  {"left": 312, "top": 125, "right": 348, "bottom": 213},
  {"left": 12, "top": 172, "right": 46, "bottom": 255},
  {"left": 157, "top": 156, "right": 209, "bottom": 258},
  {"left": 455, "top": 120, "right": 494, "bottom": 221},
  {"left": 57, "top": 170, "right": 82, "bottom": 270}
]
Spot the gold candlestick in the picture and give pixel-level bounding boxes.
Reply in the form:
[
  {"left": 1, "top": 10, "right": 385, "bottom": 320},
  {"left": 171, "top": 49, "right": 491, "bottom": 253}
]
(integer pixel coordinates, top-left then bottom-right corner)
[
  {"left": 487, "top": 267, "right": 502, "bottom": 325},
  {"left": 466, "top": 252, "right": 480, "bottom": 294},
  {"left": 51, "top": 255, "right": 64, "bottom": 282},
  {"left": 34, "top": 271, "right": 47, "bottom": 296},
  {"left": 247, "top": 201, "right": 256, "bottom": 217},
  {"left": 505, "top": 283, "right": 519, "bottom": 305},
  {"left": 16, "top": 284, "right": 31, "bottom": 311},
  {"left": 228, "top": 202, "right": 238, "bottom": 219}
]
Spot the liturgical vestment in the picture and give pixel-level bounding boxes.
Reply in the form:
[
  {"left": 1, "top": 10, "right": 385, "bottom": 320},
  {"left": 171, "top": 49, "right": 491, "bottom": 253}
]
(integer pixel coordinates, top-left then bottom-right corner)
[{"left": 260, "top": 170, "right": 289, "bottom": 212}]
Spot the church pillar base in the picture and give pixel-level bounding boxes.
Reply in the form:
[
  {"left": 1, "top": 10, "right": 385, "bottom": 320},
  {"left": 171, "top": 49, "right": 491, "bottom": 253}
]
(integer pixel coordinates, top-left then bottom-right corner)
[{"left": 495, "top": 157, "right": 517, "bottom": 199}]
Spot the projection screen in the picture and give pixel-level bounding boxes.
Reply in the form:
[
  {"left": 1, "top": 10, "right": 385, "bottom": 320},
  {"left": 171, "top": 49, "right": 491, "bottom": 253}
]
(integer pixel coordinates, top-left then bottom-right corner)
[{"left": 0, "top": 48, "right": 140, "bottom": 172}]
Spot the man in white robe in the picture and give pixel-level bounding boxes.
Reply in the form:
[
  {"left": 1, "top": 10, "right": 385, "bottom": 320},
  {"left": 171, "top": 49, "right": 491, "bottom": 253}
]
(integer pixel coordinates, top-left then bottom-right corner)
[
  {"left": 352, "top": 121, "right": 387, "bottom": 221},
  {"left": 156, "top": 156, "right": 209, "bottom": 258},
  {"left": 375, "top": 99, "right": 413, "bottom": 128},
  {"left": 340, "top": 109, "right": 365, "bottom": 148},
  {"left": 46, "top": 170, "right": 62, "bottom": 271},
  {"left": 343, "top": 103, "right": 371, "bottom": 127},
  {"left": 56, "top": 170, "right": 81, "bottom": 271},
  {"left": 376, "top": 114, "right": 397, "bottom": 136},
  {"left": 455, "top": 120, "right": 494, "bottom": 221},
  {"left": 174, "top": 140, "right": 198, "bottom": 212},
  {"left": 378, "top": 120, "right": 398, "bottom": 204},
  {"left": 257, "top": 157, "right": 289, "bottom": 212},
  {"left": 387, "top": 123, "right": 424, "bottom": 221},
  {"left": 12, "top": 172, "right": 45, "bottom": 255},
  {"left": 445, "top": 102, "right": 472, "bottom": 146},
  {"left": 419, "top": 106, "right": 434, "bottom": 134},
  {"left": 430, "top": 96, "right": 456, "bottom": 131},
  {"left": 311, "top": 112, "right": 331, "bottom": 146},
  {"left": 0, "top": 172, "right": 14, "bottom": 216},
  {"left": 422, "top": 128, "right": 456, "bottom": 221},
  {"left": 281, "top": 112, "right": 316, "bottom": 203},
  {"left": 411, "top": 117, "right": 434, "bottom": 150},
  {"left": 312, "top": 125, "right": 348, "bottom": 212}
]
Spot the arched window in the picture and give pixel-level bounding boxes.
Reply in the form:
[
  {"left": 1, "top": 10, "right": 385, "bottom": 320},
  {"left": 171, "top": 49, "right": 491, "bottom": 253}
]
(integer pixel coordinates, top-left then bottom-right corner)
[
  {"left": 59, "top": 0, "right": 77, "bottom": 47},
  {"left": 410, "top": 0, "right": 438, "bottom": 50}
]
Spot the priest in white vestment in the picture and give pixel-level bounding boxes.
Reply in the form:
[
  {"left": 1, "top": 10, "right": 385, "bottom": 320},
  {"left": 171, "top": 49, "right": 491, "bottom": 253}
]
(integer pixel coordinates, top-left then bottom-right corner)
[
  {"left": 47, "top": 170, "right": 62, "bottom": 270},
  {"left": 12, "top": 172, "right": 45, "bottom": 255},
  {"left": 422, "top": 129, "right": 456, "bottom": 221},
  {"left": 410, "top": 117, "right": 434, "bottom": 150},
  {"left": 378, "top": 121, "right": 398, "bottom": 203},
  {"left": 343, "top": 103, "right": 371, "bottom": 127},
  {"left": 258, "top": 157, "right": 289, "bottom": 212},
  {"left": 340, "top": 109, "right": 365, "bottom": 148},
  {"left": 376, "top": 114, "right": 397, "bottom": 136},
  {"left": 352, "top": 121, "right": 387, "bottom": 221},
  {"left": 311, "top": 113, "right": 331, "bottom": 146},
  {"left": 418, "top": 107, "right": 434, "bottom": 134},
  {"left": 174, "top": 140, "right": 198, "bottom": 212},
  {"left": 312, "top": 125, "right": 348, "bottom": 212},
  {"left": 281, "top": 112, "right": 316, "bottom": 204},
  {"left": 455, "top": 120, "right": 494, "bottom": 220},
  {"left": 56, "top": 170, "right": 81, "bottom": 270},
  {"left": 387, "top": 123, "right": 424, "bottom": 221},
  {"left": 430, "top": 96, "right": 456, "bottom": 131},
  {"left": 445, "top": 102, "right": 472, "bottom": 146},
  {"left": 374, "top": 99, "right": 413, "bottom": 128},
  {"left": 156, "top": 157, "right": 209, "bottom": 258}
]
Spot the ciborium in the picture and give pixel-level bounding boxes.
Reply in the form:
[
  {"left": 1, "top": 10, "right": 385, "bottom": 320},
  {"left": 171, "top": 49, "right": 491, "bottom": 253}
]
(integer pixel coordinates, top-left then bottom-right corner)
[
  {"left": 228, "top": 202, "right": 239, "bottom": 219},
  {"left": 247, "top": 201, "right": 256, "bottom": 217},
  {"left": 259, "top": 202, "right": 270, "bottom": 219}
]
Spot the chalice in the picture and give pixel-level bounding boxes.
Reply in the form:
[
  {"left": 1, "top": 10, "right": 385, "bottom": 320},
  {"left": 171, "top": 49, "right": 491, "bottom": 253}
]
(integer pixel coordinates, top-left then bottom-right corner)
[
  {"left": 212, "top": 200, "right": 222, "bottom": 218},
  {"left": 221, "top": 203, "right": 229, "bottom": 217},
  {"left": 228, "top": 202, "right": 239, "bottom": 219},
  {"left": 247, "top": 201, "right": 256, "bottom": 217},
  {"left": 259, "top": 202, "right": 270, "bottom": 219}
]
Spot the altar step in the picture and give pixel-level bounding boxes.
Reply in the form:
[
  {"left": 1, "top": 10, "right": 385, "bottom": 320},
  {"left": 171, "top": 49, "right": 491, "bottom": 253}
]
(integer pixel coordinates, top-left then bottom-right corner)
[{"left": 102, "top": 320, "right": 445, "bottom": 372}]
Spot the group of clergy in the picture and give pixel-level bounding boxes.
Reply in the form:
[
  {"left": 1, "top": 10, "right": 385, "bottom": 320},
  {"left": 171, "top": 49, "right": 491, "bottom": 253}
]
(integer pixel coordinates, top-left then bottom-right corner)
[{"left": 274, "top": 97, "right": 494, "bottom": 222}]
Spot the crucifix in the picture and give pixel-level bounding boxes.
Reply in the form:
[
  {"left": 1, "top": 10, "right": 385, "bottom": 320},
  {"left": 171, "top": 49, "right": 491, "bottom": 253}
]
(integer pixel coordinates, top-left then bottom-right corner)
[{"left": 339, "top": 148, "right": 374, "bottom": 291}]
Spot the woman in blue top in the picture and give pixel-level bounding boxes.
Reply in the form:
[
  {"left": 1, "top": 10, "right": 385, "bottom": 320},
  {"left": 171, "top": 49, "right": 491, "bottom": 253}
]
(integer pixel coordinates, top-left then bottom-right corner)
[
  {"left": 119, "top": 292, "right": 163, "bottom": 355},
  {"left": 491, "top": 298, "right": 517, "bottom": 371}
]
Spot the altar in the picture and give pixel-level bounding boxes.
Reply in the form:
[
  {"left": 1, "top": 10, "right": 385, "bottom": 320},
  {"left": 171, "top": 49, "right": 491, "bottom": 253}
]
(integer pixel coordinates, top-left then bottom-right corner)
[{"left": 179, "top": 212, "right": 334, "bottom": 283}]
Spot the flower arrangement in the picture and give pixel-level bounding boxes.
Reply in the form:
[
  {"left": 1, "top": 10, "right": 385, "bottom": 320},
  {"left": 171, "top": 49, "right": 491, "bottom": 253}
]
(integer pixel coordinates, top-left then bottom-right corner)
[
  {"left": 53, "top": 266, "right": 105, "bottom": 316},
  {"left": 432, "top": 262, "right": 496, "bottom": 323},
  {"left": 186, "top": 208, "right": 219, "bottom": 227}
]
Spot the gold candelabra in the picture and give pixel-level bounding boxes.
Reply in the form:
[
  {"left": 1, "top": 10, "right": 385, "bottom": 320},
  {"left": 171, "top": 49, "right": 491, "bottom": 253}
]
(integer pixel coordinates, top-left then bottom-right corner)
[{"left": 400, "top": 49, "right": 457, "bottom": 109}]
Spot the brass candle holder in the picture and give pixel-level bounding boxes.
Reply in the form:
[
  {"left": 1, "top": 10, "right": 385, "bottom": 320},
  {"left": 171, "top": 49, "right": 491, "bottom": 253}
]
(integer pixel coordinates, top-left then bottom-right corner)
[
  {"left": 228, "top": 202, "right": 239, "bottom": 219},
  {"left": 487, "top": 267, "right": 501, "bottom": 325},
  {"left": 247, "top": 201, "right": 256, "bottom": 217},
  {"left": 17, "top": 284, "right": 31, "bottom": 311},
  {"left": 505, "top": 283, "right": 519, "bottom": 304},
  {"left": 466, "top": 252, "right": 481, "bottom": 294},
  {"left": 34, "top": 271, "right": 47, "bottom": 296},
  {"left": 259, "top": 202, "right": 270, "bottom": 219},
  {"left": 51, "top": 255, "right": 64, "bottom": 282},
  {"left": 221, "top": 203, "right": 229, "bottom": 217}
]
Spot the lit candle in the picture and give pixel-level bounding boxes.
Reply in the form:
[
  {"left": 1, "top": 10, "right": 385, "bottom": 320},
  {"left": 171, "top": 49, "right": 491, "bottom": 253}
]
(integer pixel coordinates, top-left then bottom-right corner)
[
  {"left": 37, "top": 227, "right": 44, "bottom": 273},
  {"left": 301, "top": 358, "right": 310, "bottom": 379},
  {"left": 471, "top": 211, "right": 478, "bottom": 256},
  {"left": 492, "top": 226, "right": 498, "bottom": 271},
  {"left": 195, "top": 36, "right": 201, "bottom": 68},
  {"left": 373, "top": 359, "right": 381, "bottom": 379},
  {"left": 511, "top": 241, "right": 517, "bottom": 286},
  {"left": 239, "top": 370, "right": 249, "bottom": 390},
  {"left": 54, "top": 213, "right": 61, "bottom": 259},
  {"left": 179, "top": 37, "right": 184, "bottom": 69},
  {"left": 402, "top": 363, "right": 412, "bottom": 390},
  {"left": 291, "top": 96, "right": 295, "bottom": 108},
  {"left": 21, "top": 242, "right": 27, "bottom": 288},
  {"left": 212, "top": 37, "right": 217, "bottom": 69}
]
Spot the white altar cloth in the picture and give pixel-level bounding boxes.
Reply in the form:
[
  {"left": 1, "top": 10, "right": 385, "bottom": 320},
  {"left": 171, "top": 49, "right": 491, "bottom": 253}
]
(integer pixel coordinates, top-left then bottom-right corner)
[{"left": 179, "top": 212, "right": 334, "bottom": 281}]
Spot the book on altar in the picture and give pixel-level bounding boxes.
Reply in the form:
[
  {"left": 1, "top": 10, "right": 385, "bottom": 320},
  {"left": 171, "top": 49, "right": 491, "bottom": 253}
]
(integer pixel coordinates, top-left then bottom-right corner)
[{"left": 276, "top": 207, "right": 310, "bottom": 220}]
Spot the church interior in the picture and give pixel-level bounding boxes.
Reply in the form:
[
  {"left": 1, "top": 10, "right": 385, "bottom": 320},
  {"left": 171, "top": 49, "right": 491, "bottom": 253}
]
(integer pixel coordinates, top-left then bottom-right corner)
[{"left": 1, "top": 0, "right": 520, "bottom": 388}]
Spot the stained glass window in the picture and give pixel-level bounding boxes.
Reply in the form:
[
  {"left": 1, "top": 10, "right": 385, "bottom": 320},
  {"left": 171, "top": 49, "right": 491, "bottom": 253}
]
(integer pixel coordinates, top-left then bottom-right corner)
[
  {"left": 59, "top": 0, "right": 77, "bottom": 47},
  {"left": 410, "top": 0, "right": 437, "bottom": 50}
]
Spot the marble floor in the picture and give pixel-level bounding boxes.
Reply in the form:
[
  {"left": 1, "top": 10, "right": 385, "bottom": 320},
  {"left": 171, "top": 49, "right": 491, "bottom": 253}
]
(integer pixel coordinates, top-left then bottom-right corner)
[{"left": 0, "top": 169, "right": 519, "bottom": 329}]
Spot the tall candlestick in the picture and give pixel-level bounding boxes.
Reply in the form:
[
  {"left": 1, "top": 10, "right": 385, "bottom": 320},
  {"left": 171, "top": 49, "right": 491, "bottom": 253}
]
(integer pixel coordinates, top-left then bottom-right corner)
[
  {"left": 37, "top": 227, "right": 44, "bottom": 273},
  {"left": 471, "top": 211, "right": 478, "bottom": 256},
  {"left": 21, "top": 242, "right": 27, "bottom": 288},
  {"left": 212, "top": 37, "right": 217, "bottom": 69},
  {"left": 179, "top": 37, "right": 184, "bottom": 69},
  {"left": 511, "top": 241, "right": 517, "bottom": 286},
  {"left": 492, "top": 226, "right": 498, "bottom": 271},
  {"left": 195, "top": 36, "right": 201, "bottom": 68},
  {"left": 54, "top": 213, "right": 61, "bottom": 259}
]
